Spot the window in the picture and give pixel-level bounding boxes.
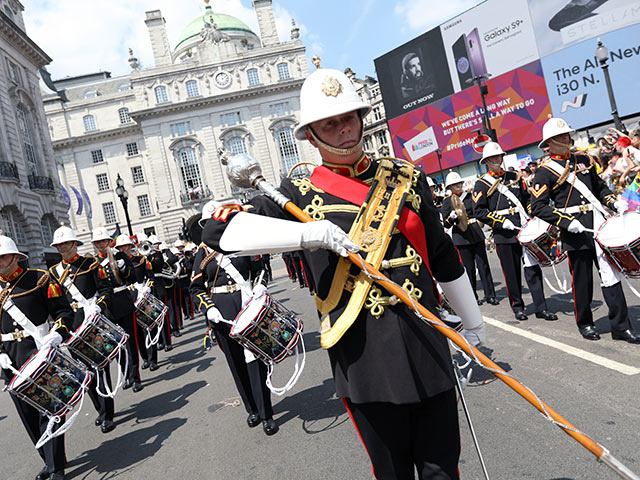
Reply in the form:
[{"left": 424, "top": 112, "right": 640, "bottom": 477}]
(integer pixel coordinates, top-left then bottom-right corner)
[
  {"left": 247, "top": 44, "right": 254, "bottom": 50},
  {"left": 4, "top": 6, "right": 14, "bottom": 20},
  {"left": 155, "top": 86, "right": 168, "bottom": 103},
  {"left": 375, "top": 130, "right": 387, "bottom": 146},
  {"left": 247, "top": 68, "right": 260, "bottom": 86},
  {"left": 170, "top": 121, "right": 192, "bottom": 137},
  {"left": 102, "top": 202, "right": 116, "bottom": 224},
  {"left": 363, "top": 135, "right": 373, "bottom": 151},
  {"left": 220, "top": 112, "right": 241, "bottom": 128},
  {"left": 118, "top": 108, "right": 131, "bottom": 124},
  {"left": 16, "top": 105, "right": 39, "bottom": 174},
  {"left": 126, "top": 142, "right": 139, "bottom": 156},
  {"left": 41, "top": 216, "right": 58, "bottom": 246},
  {"left": 178, "top": 147, "right": 203, "bottom": 194},
  {"left": 185, "top": 80, "right": 199, "bottom": 98},
  {"left": 83, "top": 115, "right": 97, "bottom": 131},
  {"left": 269, "top": 102, "right": 290, "bottom": 117},
  {"left": 275, "top": 127, "right": 300, "bottom": 174},
  {"left": 138, "top": 194, "right": 152, "bottom": 216},
  {"left": 0, "top": 209, "right": 26, "bottom": 245},
  {"left": 84, "top": 89, "right": 97, "bottom": 99},
  {"left": 118, "top": 83, "right": 131, "bottom": 92},
  {"left": 277, "top": 63, "right": 290, "bottom": 80},
  {"left": 226, "top": 136, "right": 247, "bottom": 155},
  {"left": 91, "top": 149, "right": 104, "bottom": 163},
  {"left": 6, "top": 60, "right": 22, "bottom": 85},
  {"left": 131, "top": 166, "right": 145, "bottom": 184},
  {"left": 143, "top": 227, "right": 156, "bottom": 237},
  {"left": 96, "top": 173, "right": 110, "bottom": 191},
  {"left": 372, "top": 106, "right": 382, "bottom": 122}
]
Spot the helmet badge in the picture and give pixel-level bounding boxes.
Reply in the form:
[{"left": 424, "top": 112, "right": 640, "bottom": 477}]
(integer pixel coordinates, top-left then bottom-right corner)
[{"left": 321, "top": 76, "right": 343, "bottom": 97}]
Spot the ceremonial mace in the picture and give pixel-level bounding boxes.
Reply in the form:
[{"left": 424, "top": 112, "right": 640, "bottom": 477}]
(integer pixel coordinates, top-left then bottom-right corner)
[{"left": 221, "top": 151, "right": 639, "bottom": 480}]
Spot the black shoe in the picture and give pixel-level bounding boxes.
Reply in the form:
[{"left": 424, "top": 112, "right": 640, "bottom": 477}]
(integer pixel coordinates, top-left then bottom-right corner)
[
  {"left": 123, "top": 380, "right": 132, "bottom": 390},
  {"left": 101, "top": 419, "right": 116, "bottom": 434},
  {"left": 172, "top": 330, "right": 181, "bottom": 337},
  {"left": 132, "top": 382, "right": 144, "bottom": 393},
  {"left": 141, "top": 361, "right": 150, "bottom": 370},
  {"left": 149, "top": 362, "right": 159, "bottom": 371},
  {"left": 262, "top": 418, "right": 279, "bottom": 436},
  {"left": 246, "top": 413, "right": 260, "bottom": 428},
  {"left": 165, "top": 345, "right": 173, "bottom": 352},
  {"left": 94, "top": 416, "right": 103, "bottom": 427},
  {"left": 579, "top": 325, "right": 601, "bottom": 341},
  {"left": 535, "top": 311, "right": 558, "bottom": 321},
  {"left": 485, "top": 297, "right": 499, "bottom": 305},
  {"left": 476, "top": 298, "right": 484, "bottom": 306},
  {"left": 157, "top": 343, "right": 165, "bottom": 350},
  {"left": 35, "top": 467, "right": 50, "bottom": 480},
  {"left": 514, "top": 311, "right": 528, "bottom": 321},
  {"left": 50, "top": 473, "right": 66, "bottom": 480},
  {"left": 611, "top": 329, "right": 640, "bottom": 344}
]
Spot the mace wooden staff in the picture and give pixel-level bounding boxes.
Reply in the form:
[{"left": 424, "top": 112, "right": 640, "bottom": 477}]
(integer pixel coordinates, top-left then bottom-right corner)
[{"left": 221, "top": 152, "right": 639, "bottom": 480}]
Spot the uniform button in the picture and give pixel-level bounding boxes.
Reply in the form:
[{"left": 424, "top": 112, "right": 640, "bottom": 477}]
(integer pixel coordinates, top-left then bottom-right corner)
[
  {"left": 13, "top": 321, "right": 17, "bottom": 326},
  {"left": 228, "top": 281, "right": 232, "bottom": 284}
]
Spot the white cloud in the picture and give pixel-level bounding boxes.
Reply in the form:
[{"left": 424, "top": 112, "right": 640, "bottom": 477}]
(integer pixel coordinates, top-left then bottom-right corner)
[{"left": 394, "top": 0, "right": 484, "bottom": 32}]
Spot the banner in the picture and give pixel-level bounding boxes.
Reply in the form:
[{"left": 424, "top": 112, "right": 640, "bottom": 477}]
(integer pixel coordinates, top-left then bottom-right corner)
[
  {"left": 528, "top": 0, "right": 640, "bottom": 57},
  {"left": 440, "top": 0, "right": 540, "bottom": 91},
  {"left": 81, "top": 188, "right": 92, "bottom": 219},
  {"left": 69, "top": 185, "right": 83, "bottom": 216},
  {"left": 389, "top": 61, "right": 552, "bottom": 174},
  {"left": 541, "top": 22, "right": 640, "bottom": 129}
]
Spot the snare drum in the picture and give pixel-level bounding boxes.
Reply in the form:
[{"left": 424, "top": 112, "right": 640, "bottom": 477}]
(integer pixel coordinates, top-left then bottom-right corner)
[
  {"left": 517, "top": 217, "right": 567, "bottom": 267},
  {"left": 231, "top": 293, "right": 303, "bottom": 364},
  {"left": 134, "top": 291, "right": 167, "bottom": 331},
  {"left": 596, "top": 211, "right": 640, "bottom": 278},
  {"left": 8, "top": 346, "right": 92, "bottom": 418},
  {"left": 66, "top": 313, "right": 128, "bottom": 369}
]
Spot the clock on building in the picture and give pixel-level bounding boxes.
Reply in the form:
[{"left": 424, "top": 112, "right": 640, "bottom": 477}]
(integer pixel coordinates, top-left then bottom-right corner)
[{"left": 215, "top": 71, "right": 231, "bottom": 87}]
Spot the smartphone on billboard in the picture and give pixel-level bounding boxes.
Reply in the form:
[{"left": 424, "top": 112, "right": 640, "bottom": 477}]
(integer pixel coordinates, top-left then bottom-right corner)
[
  {"left": 452, "top": 34, "right": 473, "bottom": 88},
  {"left": 466, "top": 28, "right": 487, "bottom": 78}
]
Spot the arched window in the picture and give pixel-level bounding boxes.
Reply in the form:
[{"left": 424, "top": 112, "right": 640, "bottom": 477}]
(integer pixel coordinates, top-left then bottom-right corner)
[
  {"left": 16, "top": 105, "right": 40, "bottom": 174},
  {"left": 247, "top": 68, "right": 260, "bottom": 86},
  {"left": 275, "top": 127, "right": 300, "bottom": 174},
  {"left": 118, "top": 83, "right": 131, "bottom": 92},
  {"left": 0, "top": 208, "right": 26, "bottom": 246},
  {"left": 84, "top": 89, "right": 97, "bottom": 99},
  {"left": 226, "top": 136, "right": 247, "bottom": 155},
  {"left": 118, "top": 107, "right": 131, "bottom": 124},
  {"left": 178, "top": 147, "right": 203, "bottom": 194},
  {"left": 41, "top": 215, "right": 58, "bottom": 246},
  {"left": 155, "top": 86, "right": 168, "bottom": 103},
  {"left": 277, "top": 63, "right": 290, "bottom": 80},
  {"left": 185, "top": 80, "right": 199, "bottom": 98},
  {"left": 83, "top": 114, "right": 97, "bottom": 131}
]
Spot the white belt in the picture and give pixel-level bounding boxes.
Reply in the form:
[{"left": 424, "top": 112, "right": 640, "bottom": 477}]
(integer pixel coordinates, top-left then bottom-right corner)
[
  {"left": 562, "top": 204, "right": 593, "bottom": 215},
  {"left": 113, "top": 285, "right": 132, "bottom": 293},
  {"left": 211, "top": 284, "right": 240, "bottom": 294},
  {"left": 467, "top": 218, "right": 477, "bottom": 224},
  {"left": 1, "top": 330, "right": 30, "bottom": 342},
  {"left": 494, "top": 207, "right": 519, "bottom": 216}
]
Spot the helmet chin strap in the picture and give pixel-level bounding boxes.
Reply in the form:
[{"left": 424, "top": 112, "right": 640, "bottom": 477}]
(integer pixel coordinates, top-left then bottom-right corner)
[
  {"left": 307, "top": 127, "right": 364, "bottom": 157},
  {"left": 548, "top": 136, "right": 572, "bottom": 154}
]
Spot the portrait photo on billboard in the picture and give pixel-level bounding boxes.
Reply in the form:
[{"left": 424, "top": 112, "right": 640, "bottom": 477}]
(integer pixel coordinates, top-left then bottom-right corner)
[
  {"left": 441, "top": 0, "right": 540, "bottom": 92},
  {"left": 375, "top": 27, "right": 454, "bottom": 119},
  {"left": 528, "top": 0, "right": 640, "bottom": 57}
]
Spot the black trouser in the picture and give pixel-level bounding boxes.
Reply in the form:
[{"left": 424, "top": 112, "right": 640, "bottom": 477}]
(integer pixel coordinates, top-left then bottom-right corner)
[
  {"left": 495, "top": 243, "right": 548, "bottom": 313},
  {"left": 458, "top": 242, "right": 495, "bottom": 299},
  {"left": 11, "top": 394, "right": 66, "bottom": 474},
  {"left": 88, "top": 368, "right": 114, "bottom": 422},
  {"left": 567, "top": 250, "right": 630, "bottom": 332},
  {"left": 213, "top": 328, "right": 273, "bottom": 420},
  {"left": 160, "top": 295, "right": 173, "bottom": 346},
  {"left": 166, "top": 289, "right": 182, "bottom": 332},
  {"left": 180, "top": 285, "right": 192, "bottom": 317},
  {"left": 343, "top": 389, "right": 460, "bottom": 480},
  {"left": 113, "top": 312, "right": 140, "bottom": 383}
]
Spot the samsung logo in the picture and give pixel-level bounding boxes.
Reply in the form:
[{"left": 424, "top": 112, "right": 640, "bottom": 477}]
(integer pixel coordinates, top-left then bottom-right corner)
[{"left": 443, "top": 19, "right": 463, "bottom": 31}]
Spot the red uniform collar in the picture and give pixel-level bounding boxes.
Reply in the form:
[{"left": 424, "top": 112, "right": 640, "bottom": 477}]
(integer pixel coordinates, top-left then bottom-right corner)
[
  {"left": 550, "top": 153, "right": 571, "bottom": 161},
  {"left": 0, "top": 266, "right": 23, "bottom": 283},
  {"left": 98, "top": 252, "right": 107, "bottom": 259},
  {"left": 322, "top": 154, "right": 371, "bottom": 178},
  {"left": 488, "top": 169, "right": 505, "bottom": 177},
  {"left": 63, "top": 253, "right": 80, "bottom": 264}
]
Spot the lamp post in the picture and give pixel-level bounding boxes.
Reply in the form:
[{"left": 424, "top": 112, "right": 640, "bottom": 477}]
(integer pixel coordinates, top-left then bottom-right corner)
[
  {"left": 115, "top": 173, "right": 133, "bottom": 236},
  {"left": 595, "top": 38, "right": 627, "bottom": 134},
  {"left": 467, "top": 73, "right": 497, "bottom": 142},
  {"left": 435, "top": 149, "right": 444, "bottom": 184}
]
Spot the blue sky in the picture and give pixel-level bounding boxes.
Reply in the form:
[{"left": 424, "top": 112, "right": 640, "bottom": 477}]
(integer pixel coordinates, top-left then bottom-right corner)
[{"left": 25, "top": 0, "right": 483, "bottom": 81}]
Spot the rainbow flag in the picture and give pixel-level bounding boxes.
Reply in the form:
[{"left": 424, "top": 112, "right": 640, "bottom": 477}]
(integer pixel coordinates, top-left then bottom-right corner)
[{"left": 622, "top": 174, "right": 640, "bottom": 211}]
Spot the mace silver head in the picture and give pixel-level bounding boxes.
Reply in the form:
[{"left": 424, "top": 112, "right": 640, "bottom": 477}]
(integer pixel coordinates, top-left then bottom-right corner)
[{"left": 219, "top": 150, "right": 263, "bottom": 189}]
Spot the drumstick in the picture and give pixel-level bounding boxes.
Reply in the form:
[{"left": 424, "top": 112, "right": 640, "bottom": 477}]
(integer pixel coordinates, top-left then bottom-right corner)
[{"left": 220, "top": 153, "right": 640, "bottom": 480}]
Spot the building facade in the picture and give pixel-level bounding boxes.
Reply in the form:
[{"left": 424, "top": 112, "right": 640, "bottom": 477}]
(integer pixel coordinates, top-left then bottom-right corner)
[
  {"left": 44, "top": 0, "right": 318, "bottom": 248},
  {"left": 0, "top": 1, "right": 69, "bottom": 268}
]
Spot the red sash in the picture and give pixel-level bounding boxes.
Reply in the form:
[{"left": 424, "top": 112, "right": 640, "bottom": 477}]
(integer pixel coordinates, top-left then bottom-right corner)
[{"left": 309, "top": 165, "right": 430, "bottom": 270}]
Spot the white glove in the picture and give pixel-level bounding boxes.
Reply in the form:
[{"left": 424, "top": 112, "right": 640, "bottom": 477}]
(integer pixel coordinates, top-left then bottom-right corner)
[
  {"left": 0, "top": 353, "right": 12, "bottom": 369},
  {"left": 463, "top": 323, "right": 487, "bottom": 346},
  {"left": 40, "top": 330, "right": 63, "bottom": 348},
  {"left": 84, "top": 302, "right": 102, "bottom": 317},
  {"left": 116, "top": 259, "right": 125, "bottom": 269},
  {"left": 207, "top": 307, "right": 224, "bottom": 324},
  {"left": 567, "top": 219, "right": 585, "bottom": 234},
  {"left": 614, "top": 199, "right": 628, "bottom": 214},
  {"left": 301, "top": 220, "right": 359, "bottom": 257},
  {"left": 252, "top": 283, "right": 268, "bottom": 299},
  {"left": 448, "top": 210, "right": 458, "bottom": 220},
  {"left": 502, "top": 219, "right": 516, "bottom": 231}
]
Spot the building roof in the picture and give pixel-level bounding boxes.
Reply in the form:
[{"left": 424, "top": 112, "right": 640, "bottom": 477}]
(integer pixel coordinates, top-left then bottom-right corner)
[{"left": 175, "top": 8, "right": 256, "bottom": 50}]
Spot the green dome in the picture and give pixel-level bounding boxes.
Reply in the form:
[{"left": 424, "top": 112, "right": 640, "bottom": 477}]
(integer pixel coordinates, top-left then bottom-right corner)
[{"left": 175, "top": 9, "right": 257, "bottom": 49}]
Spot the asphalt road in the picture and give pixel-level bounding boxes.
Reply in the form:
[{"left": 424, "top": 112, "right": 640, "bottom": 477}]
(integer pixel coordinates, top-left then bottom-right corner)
[{"left": 2, "top": 254, "right": 639, "bottom": 480}]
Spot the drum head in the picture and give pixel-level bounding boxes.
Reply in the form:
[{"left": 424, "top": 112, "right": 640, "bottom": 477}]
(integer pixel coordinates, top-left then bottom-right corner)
[
  {"left": 597, "top": 212, "right": 640, "bottom": 247},
  {"left": 232, "top": 295, "right": 268, "bottom": 335},
  {"left": 9, "top": 346, "right": 52, "bottom": 389},
  {"left": 517, "top": 217, "right": 550, "bottom": 243}
]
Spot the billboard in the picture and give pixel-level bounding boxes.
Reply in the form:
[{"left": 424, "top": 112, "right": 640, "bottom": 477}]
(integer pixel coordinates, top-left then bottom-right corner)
[
  {"left": 541, "top": 22, "right": 640, "bottom": 129},
  {"left": 440, "top": 0, "right": 540, "bottom": 91},
  {"left": 528, "top": 0, "right": 640, "bottom": 57},
  {"left": 388, "top": 61, "right": 552, "bottom": 174}
]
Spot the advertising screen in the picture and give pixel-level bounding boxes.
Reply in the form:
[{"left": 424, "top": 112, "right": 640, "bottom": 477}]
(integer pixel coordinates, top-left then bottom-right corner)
[
  {"left": 374, "top": 28, "right": 454, "bottom": 120},
  {"left": 440, "top": 0, "right": 540, "bottom": 91},
  {"left": 528, "top": 0, "right": 640, "bottom": 57},
  {"left": 541, "top": 22, "right": 640, "bottom": 129},
  {"left": 388, "top": 61, "right": 552, "bottom": 174}
]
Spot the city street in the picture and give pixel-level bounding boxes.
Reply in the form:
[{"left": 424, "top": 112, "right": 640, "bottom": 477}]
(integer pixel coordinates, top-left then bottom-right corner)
[{"left": 2, "top": 255, "right": 640, "bottom": 480}]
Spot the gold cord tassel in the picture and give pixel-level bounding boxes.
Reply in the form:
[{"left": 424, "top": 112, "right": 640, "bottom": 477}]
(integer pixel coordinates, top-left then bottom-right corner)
[{"left": 200, "top": 250, "right": 219, "bottom": 271}]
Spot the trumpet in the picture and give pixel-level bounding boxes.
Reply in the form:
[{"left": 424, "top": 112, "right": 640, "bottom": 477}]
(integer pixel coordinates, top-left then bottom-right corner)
[{"left": 137, "top": 241, "right": 152, "bottom": 256}]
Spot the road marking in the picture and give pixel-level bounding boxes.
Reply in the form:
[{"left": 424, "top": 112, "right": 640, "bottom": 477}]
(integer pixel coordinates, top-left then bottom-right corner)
[{"left": 484, "top": 317, "right": 640, "bottom": 376}]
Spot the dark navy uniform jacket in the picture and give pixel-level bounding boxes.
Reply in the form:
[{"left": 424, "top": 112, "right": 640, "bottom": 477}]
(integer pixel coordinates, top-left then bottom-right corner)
[{"left": 440, "top": 193, "right": 486, "bottom": 246}]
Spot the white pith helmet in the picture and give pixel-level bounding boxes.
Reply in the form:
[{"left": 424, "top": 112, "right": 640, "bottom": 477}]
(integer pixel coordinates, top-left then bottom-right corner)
[
  {"left": 481, "top": 142, "right": 506, "bottom": 163},
  {"left": 200, "top": 199, "right": 222, "bottom": 226},
  {"left": 185, "top": 242, "right": 197, "bottom": 252},
  {"left": 115, "top": 235, "right": 134, "bottom": 248},
  {"left": 539, "top": 116, "right": 575, "bottom": 149},
  {"left": 136, "top": 232, "right": 149, "bottom": 244},
  {"left": 148, "top": 234, "right": 160, "bottom": 245},
  {"left": 294, "top": 67, "right": 371, "bottom": 141},
  {"left": 174, "top": 239, "right": 184, "bottom": 248},
  {"left": 159, "top": 242, "right": 169, "bottom": 250},
  {"left": 91, "top": 226, "right": 111, "bottom": 242},
  {"left": 0, "top": 233, "right": 27, "bottom": 258},
  {"left": 445, "top": 172, "right": 463, "bottom": 188},
  {"left": 51, "top": 224, "right": 83, "bottom": 247}
]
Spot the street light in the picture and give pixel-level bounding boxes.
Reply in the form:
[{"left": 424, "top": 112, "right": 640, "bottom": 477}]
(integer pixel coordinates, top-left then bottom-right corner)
[
  {"left": 595, "top": 38, "right": 628, "bottom": 134},
  {"left": 466, "top": 73, "right": 497, "bottom": 142},
  {"left": 115, "top": 173, "right": 133, "bottom": 236}
]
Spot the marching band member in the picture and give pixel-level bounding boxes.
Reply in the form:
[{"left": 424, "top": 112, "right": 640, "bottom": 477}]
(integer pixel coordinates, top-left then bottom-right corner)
[
  {"left": 202, "top": 66, "right": 485, "bottom": 478},
  {"left": 49, "top": 225, "right": 117, "bottom": 433},
  {"left": 441, "top": 172, "right": 498, "bottom": 306},
  {"left": 181, "top": 241, "right": 196, "bottom": 319},
  {"left": 191, "top": 201, "right": 277, "bottom": 436},
  {"left": 147, "top": 235, "right": 174, "bottom": 351},
  {"left": 173, "top": 239, "right": 193, "bottom": 322},
  {"left": 472, "top": 142, "right": 557, "bottom": 321},
  {"left": 160, "top": 241, "right": 183, "bottom": 339},
  {"left": 530, "top": 117, "right": 640, "bottom": 343},
  {"left": 0, "top": 233, "right": 75, "bottom": 480},
  {"left": 91, "top": 228, "right": 143, "bottom": 393}
]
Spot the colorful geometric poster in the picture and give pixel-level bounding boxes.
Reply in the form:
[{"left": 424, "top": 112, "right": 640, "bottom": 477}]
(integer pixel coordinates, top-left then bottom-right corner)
[{"left": 388, "top": 60, "right": 552, "bottom": 174}]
